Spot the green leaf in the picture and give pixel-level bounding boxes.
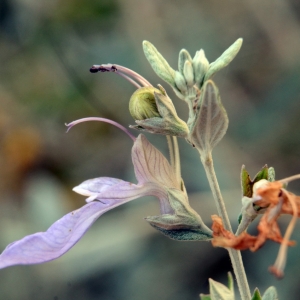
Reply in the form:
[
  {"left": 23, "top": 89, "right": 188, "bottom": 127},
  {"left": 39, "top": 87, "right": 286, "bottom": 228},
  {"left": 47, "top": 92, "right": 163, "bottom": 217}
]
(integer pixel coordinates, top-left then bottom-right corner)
[
  {"left": 143, "top": 41, "right": 176, "bottom": 87},
  {"left": 241, "top": 165, "right": 275, "bottom": 198},
  {"left": 227, "top": 272, "right": 234, "bottom": 292},
  {"left": 262, "top": 286, "right": 278, "bottom": 300},
  {"left": 209, "top": 278, "right": 234, "bottom": 300},
  {"left": 204, "top": 38, "right": 243, "bottom": 81},
  {"left": 251, "top": 288, "right": 262, "bottom": 300},
  {"left": 241, "top": 165, "right": 252, "bottom": 198},
  {"left": 253, "top": 165, "right": 268, "bottom": 183},
  {"left": 200, "top": 294, "right": 211, "bottom": 300}
]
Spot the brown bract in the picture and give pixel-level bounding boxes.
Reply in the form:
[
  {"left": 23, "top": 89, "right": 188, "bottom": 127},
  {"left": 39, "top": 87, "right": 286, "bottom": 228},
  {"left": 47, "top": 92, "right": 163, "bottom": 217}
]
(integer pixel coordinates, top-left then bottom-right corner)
[{"left": 211, "top": 179, "right": 300, "bottom": 278}]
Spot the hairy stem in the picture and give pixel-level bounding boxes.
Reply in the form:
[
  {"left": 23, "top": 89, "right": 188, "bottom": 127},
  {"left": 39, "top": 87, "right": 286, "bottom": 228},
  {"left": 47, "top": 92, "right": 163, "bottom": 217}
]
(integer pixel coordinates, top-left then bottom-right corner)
[
  {"left": 166, "top": 136, "right": 182, "bottom": 187},
  {"left": 166, "top": 135, "right": 175, "bottom": 170},
  {"left": 201, "top": 152, "right": 251, "bottom": 300},
  {"left": 172, "top": 136, "right": 181, "bottom": 183}
]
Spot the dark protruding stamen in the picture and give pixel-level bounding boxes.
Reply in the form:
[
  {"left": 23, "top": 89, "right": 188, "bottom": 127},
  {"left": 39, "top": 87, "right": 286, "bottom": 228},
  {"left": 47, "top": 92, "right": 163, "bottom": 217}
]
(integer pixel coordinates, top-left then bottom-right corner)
[
  {"left": 111, "top": 65, "right": 117, "bottom": 72},
  {"left": 90, "top": 65, "right": 118, "bottom": 73},
  {"left": 90, "top": 66, "right": 99, "bottom": 73}
]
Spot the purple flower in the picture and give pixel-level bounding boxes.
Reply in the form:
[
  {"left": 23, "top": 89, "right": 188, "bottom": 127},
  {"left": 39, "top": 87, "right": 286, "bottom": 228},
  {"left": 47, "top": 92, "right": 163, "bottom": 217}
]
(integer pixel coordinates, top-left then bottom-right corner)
[{"left": 0, "top": 133, "right": 212, "bottom": 269}]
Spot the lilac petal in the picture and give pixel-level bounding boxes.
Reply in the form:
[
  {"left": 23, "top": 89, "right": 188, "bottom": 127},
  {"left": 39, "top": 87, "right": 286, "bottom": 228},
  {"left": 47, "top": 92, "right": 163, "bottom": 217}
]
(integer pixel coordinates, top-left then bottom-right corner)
[
  {"left": 0, "top": 182, "right": 152, "bottom": 269},
  {"left": 73, "top": 177, "right": 157, "bottom": 203},
  {"left": 73, "top": 177, "right": 124, "bottom": 197},
  {"left": 132, "top": 135, "right": 179, "bottom": 189}
]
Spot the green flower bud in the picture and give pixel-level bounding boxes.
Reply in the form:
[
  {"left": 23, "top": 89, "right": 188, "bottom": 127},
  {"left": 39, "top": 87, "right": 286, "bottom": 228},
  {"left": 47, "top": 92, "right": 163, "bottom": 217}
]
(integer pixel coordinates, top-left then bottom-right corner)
[
  {"left": 129, "top": 87, "right": 161, "bottom": 120},
  {"left": 129, "top": 84, "right": 189, "bottom": 138}
]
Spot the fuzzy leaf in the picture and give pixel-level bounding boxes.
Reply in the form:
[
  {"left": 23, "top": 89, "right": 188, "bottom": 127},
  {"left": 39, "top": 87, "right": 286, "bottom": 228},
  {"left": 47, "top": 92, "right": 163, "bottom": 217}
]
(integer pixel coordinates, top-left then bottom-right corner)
[
  {"left": 193, "top": 49, "right": 209, "bottom": 88},
  {"left": 268, "top": 167, "right": 276, "bottom": 182},
  {"left": 204, "top": 38, "right": 243, "bottom": 81},
  {"left": 143, "top": 41, "right": 176, "bottom": 87},
  {"left": 200, "top": 295, "right": 211, "bottom": 300},
  {"left": 252, "top": 288, "right": 262, "bottom": 300},
  {"left": 189, "top": 80, "right": 228, "bottom": 156},
  {"left": 241, "top": 165, "right": 252, "bottom": 198},
  {"left": 183, "top": 60, "right": 195, "bottom": 87},
  {"left": 209, "top": 278, "right": 234, "bottom": 300},
  {"left": 262, "top": 287, "right": 278, "bottom": 300},
  {"left": 174, "top": 70, "right": 188, "bottom": 95},
  {"left": 178, "top": 49, "right": 192, "bottom": 74}
]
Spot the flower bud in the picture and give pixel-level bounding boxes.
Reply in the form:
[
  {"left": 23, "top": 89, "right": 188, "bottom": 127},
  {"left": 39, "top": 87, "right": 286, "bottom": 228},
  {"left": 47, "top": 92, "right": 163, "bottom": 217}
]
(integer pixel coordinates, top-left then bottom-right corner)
[
  {"left": 129, "top": 87, "right": 161, "bottom": 120},
  {"left": 129, "top": 85, "right": 189, "bottom": 138}
]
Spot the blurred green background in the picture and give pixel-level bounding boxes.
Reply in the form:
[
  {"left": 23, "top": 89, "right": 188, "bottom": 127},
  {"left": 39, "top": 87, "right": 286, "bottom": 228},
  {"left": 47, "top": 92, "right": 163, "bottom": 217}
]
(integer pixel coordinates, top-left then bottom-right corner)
[{"left": 1, "top": 0, "right": 300, "bottom": 299}]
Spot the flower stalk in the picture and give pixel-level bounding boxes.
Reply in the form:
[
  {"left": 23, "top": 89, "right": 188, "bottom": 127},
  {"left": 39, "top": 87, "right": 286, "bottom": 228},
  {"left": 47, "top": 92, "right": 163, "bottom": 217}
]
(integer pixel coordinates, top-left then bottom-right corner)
[{"left": 201, "top": 152, "right": 251, "bottom": 300}]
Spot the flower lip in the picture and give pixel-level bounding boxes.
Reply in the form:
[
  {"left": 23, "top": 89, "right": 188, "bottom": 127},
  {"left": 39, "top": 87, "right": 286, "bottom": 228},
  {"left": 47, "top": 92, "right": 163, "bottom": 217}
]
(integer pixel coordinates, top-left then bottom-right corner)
[{"left": 72, "top": 186, "right": 94, "bottom": 197}]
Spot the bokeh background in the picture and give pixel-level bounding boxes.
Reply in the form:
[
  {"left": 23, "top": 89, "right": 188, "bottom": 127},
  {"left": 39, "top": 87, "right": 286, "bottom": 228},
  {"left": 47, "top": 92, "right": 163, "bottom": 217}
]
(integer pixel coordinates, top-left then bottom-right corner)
[{"left": 1, "top": 0, "right": 300, "bottom": 299}]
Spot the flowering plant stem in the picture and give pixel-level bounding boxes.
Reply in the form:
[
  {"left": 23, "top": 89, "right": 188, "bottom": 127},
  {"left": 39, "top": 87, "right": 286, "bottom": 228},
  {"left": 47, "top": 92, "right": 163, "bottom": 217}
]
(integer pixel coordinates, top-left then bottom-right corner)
[{"left": 201, "top": 152, "right": 251, "bottom": 300}]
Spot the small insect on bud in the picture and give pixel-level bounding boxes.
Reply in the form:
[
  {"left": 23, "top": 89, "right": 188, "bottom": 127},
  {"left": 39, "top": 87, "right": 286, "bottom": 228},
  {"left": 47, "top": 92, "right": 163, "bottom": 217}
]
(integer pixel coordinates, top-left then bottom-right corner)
[
  {"left": 129, "top": 87, "right": 161, "bottom": 120},
  {"left": 90, "top": 66, "right": 99, "bottom": 73}
]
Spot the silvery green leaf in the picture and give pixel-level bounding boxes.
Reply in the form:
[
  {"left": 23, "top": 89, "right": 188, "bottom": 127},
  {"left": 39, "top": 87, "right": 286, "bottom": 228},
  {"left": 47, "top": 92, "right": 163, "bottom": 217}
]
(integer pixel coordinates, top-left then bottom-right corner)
[
  {"left": 174, "top": 70, "right": 188, "bottom": 95},
  {"left": 188, "top": 80, "right": 228, "bottom": 156},
  {"left": 268, "top": 167, "right": 276, "bottom": 182},
  {"left": 251, "top": 288, "right": 262, "bottom": 300},
  {"left": 193, "top": 49, "right": 209, "bottom": 88},
  {"left": 262, "top": 286, "right": 278, "bottom": 300},
  {"left": 235, "top": 196, "right": 259, "bottom": 235},
  {"left": 143, "top": 41, "right": 176, "bottom": 87},
  {"left": 209, "top": 278, "right": 234, "bottom": 300},
  {"left": 183, "top": 60, "right": 195, "bottom": 87},
  {"left": 204, "top": 38, "right": 243, "bottom": 81},
  {"left": 200, "top": 294, "right": 211, "bottom": 300},
  {"left": 178, "top": 49, "right": 192, "bottom": 74}
]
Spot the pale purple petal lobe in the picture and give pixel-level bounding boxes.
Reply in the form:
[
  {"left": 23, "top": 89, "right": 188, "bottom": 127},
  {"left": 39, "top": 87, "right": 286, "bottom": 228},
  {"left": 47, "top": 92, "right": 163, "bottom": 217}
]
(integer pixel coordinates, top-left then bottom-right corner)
[
  {"left": 0, "top": 181, "right": 152, "bottom": 269},
  {"left": 132, "top": 135, "right": 179, "bottom": 189}
]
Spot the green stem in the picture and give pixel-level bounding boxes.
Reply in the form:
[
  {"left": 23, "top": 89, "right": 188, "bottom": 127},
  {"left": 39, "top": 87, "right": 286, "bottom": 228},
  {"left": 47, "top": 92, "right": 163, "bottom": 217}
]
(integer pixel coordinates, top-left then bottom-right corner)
[
  {"left": 172, "top": 136, "right": 181, "bottom": 183},
  {"left": 166, "top": 136, "right": 181, "bottom": 186},
  {"left": 201, "top": 152, "right": 251, "bottom": 300},
  {"left": 166, "top": 135, "right": 175, "bottom": 170}
]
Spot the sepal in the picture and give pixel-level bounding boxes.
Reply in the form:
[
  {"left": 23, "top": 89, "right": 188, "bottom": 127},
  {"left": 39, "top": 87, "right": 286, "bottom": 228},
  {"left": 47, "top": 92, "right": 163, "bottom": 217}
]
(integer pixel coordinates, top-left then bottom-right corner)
[
  {"left": 130, "top": 85, "right": 189, "bottom": 137},
  {"left": 145, "top": 188, "right": 212, "bottom": 241}
]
